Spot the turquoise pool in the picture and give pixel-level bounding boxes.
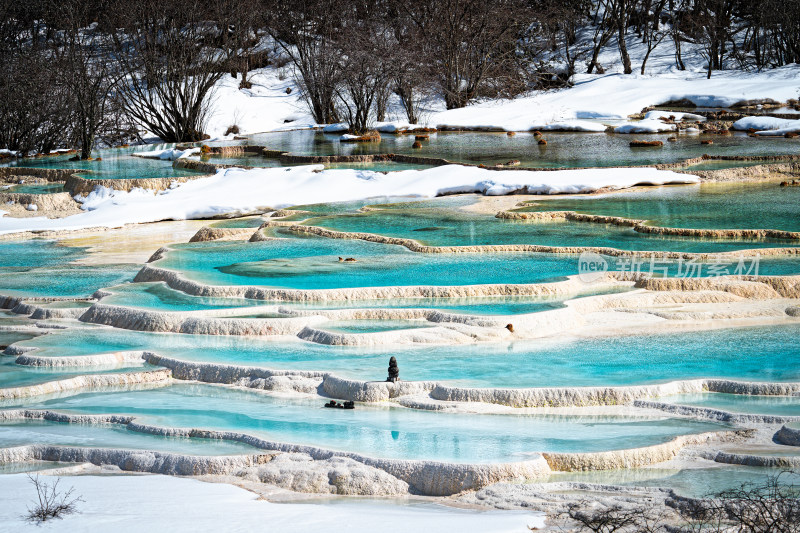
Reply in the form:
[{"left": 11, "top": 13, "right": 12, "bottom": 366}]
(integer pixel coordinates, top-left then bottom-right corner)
[
  {"left": 247, "top": 130, "right": 800, "bottom": 168},
  {"left": 663, "top": 392, "right": 800, "bottom": 416},
  {"left": 517, "top": 181, "right": 800, "bottom": 232},
  {"left": 2, "top": 384, "right": 727, "bottom": 462},
  {"left": 10, "top": 324, "right": 800, "bottom": 388}
]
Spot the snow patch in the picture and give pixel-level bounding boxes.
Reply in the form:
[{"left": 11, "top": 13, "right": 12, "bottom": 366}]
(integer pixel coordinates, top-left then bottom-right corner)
[
  {"left": 643, "top": 111, "right": 705, "bottom": 122},
  {"left": 133, "top": 147, "right": 200, "bottom": 161},
  {"left": 615, "top": 119, "right": 677, "bottom": 134},
  {"left": 0, "top": 164, "right": 696, "bottom": 235},
  {"left": 0, "top": 473, "right": 544, "bottom": 532},
  {"left": 322, "top": 123, "right": 349, "bottom": 133},
  {"left": 732, "top": 116, "right": 800, "bottom": 135}
]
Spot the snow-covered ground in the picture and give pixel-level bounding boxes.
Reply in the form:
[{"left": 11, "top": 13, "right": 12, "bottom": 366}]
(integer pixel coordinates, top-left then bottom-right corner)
[
  {"left": 203, "top": 34, "right": 800, "bottom": 137},
  {"left": 732, "top": 116, "right": 800, "bottom": 136},
  {"left": 0, "top": 473, "right": 542, "bottom": 532},
  {"left": 132, "top": 147, "right": 200, "bottom": 161},
  {"left": 0, "top": 165, "right": 695, "bottom": 235}
]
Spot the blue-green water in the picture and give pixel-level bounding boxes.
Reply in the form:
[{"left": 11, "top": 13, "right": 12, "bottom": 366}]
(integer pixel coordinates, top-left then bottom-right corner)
[
  {"left": 154, "top": 237, "right": 800, "bottom": 292},
  {"left": 517, "top": 181, "right": 800, "bottom": 231},
  {"left": 0, "top": 263, "right": 139, "bottom": 298},
  {"left": 319, "top": 320, "right": 434, "bottom": 334},
  {"left": 247, "top": 130, "right": 800, "bottom": 168},
  {"left": 155, "top": 238, "right": 575, "bottom": 290},
  {"left": 3, "top": 183, "right": 65, "bottom": 194},
  {"left": 2, "top": 145, "right": 204, "bottom": 180},
  {"left": 0, "top": 240, "right": 138, "bottom": 297},
  {"left": 10, "top": 324, "right": 800, "bottom": 388},
  {"left": 304, "top": 208, "right": 800, "bottom": 252},
  {"left": 664, "top": 392, "right": 800, "bottom": 416},
  {"left": 0, "top": 240, "right": 85, "bottom": 269},
  {"left": 546, "top": 466, "right": 800, "bottom": 498},
  {"left": 0, "top": 358, "right": 149, "bottom": 388},
  {"left": 2, "top": 384, "right": 726, "bottom": 461},
  {"left": 195, "top": 154, "right": 435, "bottom": 172},
  {"left": 0, "top": 418, "right": 259, "bottom": 455},
  {"left": 100, "top": 282, "right": 574, "bottom": 315}
]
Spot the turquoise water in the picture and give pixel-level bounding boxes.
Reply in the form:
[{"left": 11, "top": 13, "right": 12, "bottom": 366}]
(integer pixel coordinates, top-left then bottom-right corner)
[
  {"left": 319, "top": 320, "right": 434, "bottom": 334},
  {"left": 11, "top": 324, "right": 800, "bottom": 388},
  {"left": 247, "top": 130, "right": 800, "bottom": 168},
  {"left": 2, "top": 145, "right": 204, "bottom": 180},
  {"left": 3, "top": 384, "right": 726, "bottom": 462},
  {"left": 546, "top": 466, "right": 800, "bottom": 498},
  {"left": 196, "top": 154, "right": 435, "bottom": 172},
  {"left": 0, "top": 240, "right": 85, "bottom": 269},
  {"left": 0, "top": 418, "right": 259, "bottom": 455},
  {"left": 209, "top": 217, "right": 266, "bottom": 229},
  {"left": 0, "top": 358, "right": 149, "bottom": 388},
  {"left": 683, "top": 160, "right": 787, "bottom": 171},
  {"left": 664, "top": 392, "right": 800, "bottom": 416},
  {"left": 517, "top": 181, "right": 800, "bottom": 231},
  {"left": 0, "top": 331, "right": 37, "bottom": 348},
  {"left": 0, "top": 240, "right": 138, "bottom": 298},
  {"left": 0, "top": 263, "right": 139, "bottom": 298},
  {"left": 100, "top": 282, "right": 580, "bottom": 315},
  {"left": 3, "top": 183, "right": 65, "bottom": 194},
  {"left": 155, "top": 236, "right": 800, "bottom": 291},
  {"left": 156, "top": 238, "right": 576, "bottom": 290},
  {"left": 304, "top": 208, "right": 800, "bottom": 252}
]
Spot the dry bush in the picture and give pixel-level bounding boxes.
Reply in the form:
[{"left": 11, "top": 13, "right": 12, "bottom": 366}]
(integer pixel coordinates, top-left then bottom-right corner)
[{"left": 24, "top": 474, "right": 83, "bottom": 524}]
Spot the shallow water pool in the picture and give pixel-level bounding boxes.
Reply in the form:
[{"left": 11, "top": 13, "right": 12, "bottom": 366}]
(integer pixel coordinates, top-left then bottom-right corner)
[
  {"left": 3, "top": 384, "right": 727, "bottom": 462},
  {"left": 11, "top": 324, "right": 800, "bottom": 388}
]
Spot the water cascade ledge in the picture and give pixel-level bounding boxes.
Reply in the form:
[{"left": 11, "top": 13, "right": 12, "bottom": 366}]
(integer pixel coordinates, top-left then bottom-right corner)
[
  {"left": 75, "top": 287, "right": 797, "bottom": 343},
  {"left": 11, "top": 352, "right": 800, "bottom": 408},
  {"left": 0, "top": 409, "right": 746, "bottom": 494},
  {"left": 495, "top": 210, "right": 800, "bottom": 241},
  {"left": 632, "top": 400, "right": 800, "bottom": 425},
  {"left": 0, "top": 369, "right": 171, "bottom": 400},
  {"left": 0, "top": 191, "right": 77, "bottom": 212},
  {"left": 712, "top": 451, "right": 800, "bottom": 469},
  {"left": 775, "top": 424, "right": 800, "bottom": 446},
  {"left": 134, "top": 263, "right": 631, "bottom": 302},
  {"left": 64, "top": 171, "right": 214, "bottom": 195},
  {"left": 258, "top": 223, "right": 800, "bottom": 260}
]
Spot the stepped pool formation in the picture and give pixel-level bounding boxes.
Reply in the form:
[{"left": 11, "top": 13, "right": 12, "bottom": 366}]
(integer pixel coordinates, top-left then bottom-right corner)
[{"left": 1, "top": 126, "right": 799, "bottom": 524}]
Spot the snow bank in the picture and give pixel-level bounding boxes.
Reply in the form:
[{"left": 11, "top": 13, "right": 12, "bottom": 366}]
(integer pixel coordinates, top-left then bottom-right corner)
[
  {"left": 431, "top": 66, "right": 800, "bottom": 131},
  {"left": 133, "top": 147, "right": 200, "bottom": 161},
  {"left": 643, "top": 111, "right": 705, "bottom": 122},
  {"left": 535, "top": 121, "right": 606, "bottom": 132},
  {"left": 0, "top": 165, "right": 696, "bottom": 235},
  {"left": 322, "top": 123, "right": 349, "bottom": 133},
  {"left": 0, "top": 474, "right": 543, "bottom": 532},
  {"left": 375, "top": 121, "right": 416, "bottom": 133},
  {"left": 205, "top": 68, "right": 318, "bottom": 137},
  {"left": 615, "top": 119, "right": 677, "bottom": 133},
  {"left": 732, "top": 116, "right": 800, "bottom": 135}
]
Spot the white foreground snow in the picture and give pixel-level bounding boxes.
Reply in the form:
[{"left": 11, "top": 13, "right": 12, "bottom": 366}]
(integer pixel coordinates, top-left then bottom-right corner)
[
  {"left": 430, "top": 67, "right": 800, "bottom": 132},
  {"left": 615, "top": 119, "right": 677, "bottom": 134},
  {"left": 0, "top": 165, "right": 696, "bottom": 235},
  {"left": 132, "top": 147, "right": 200, "bottom": 161},
  {"left": 732, "top": 116, "right": 800, "bottom": 135},
  {"left": 0, "top": 474, "right": 542, "bottom": 532}
]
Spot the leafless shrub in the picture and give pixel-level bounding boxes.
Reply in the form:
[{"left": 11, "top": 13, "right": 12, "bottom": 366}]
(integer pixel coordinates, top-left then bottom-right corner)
[{"left": 24, "top": 474, "right": 83, "bottom": 524}]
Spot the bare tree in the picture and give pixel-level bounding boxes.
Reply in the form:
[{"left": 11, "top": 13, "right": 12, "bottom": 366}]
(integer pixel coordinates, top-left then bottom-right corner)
[
  {"left": 107, "top": 0, "right": 224, "bottom": 142},
  {"left": 24, "top": 474, "right": 83, "bottom": 524},
  {"left": 54, "top": 1, "right": 123, "bottom": 159},
  {"left": 265, "top": 0, "right": 344, "bottom": 124},
  {"left": 403, "top": 0, "right": 530, "bottom": 109}
]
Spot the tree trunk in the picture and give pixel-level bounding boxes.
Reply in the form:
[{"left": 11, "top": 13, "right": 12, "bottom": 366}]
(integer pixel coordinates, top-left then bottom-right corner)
[{"left": 618, "top": 26, "right": 632, "bottom": 74}]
